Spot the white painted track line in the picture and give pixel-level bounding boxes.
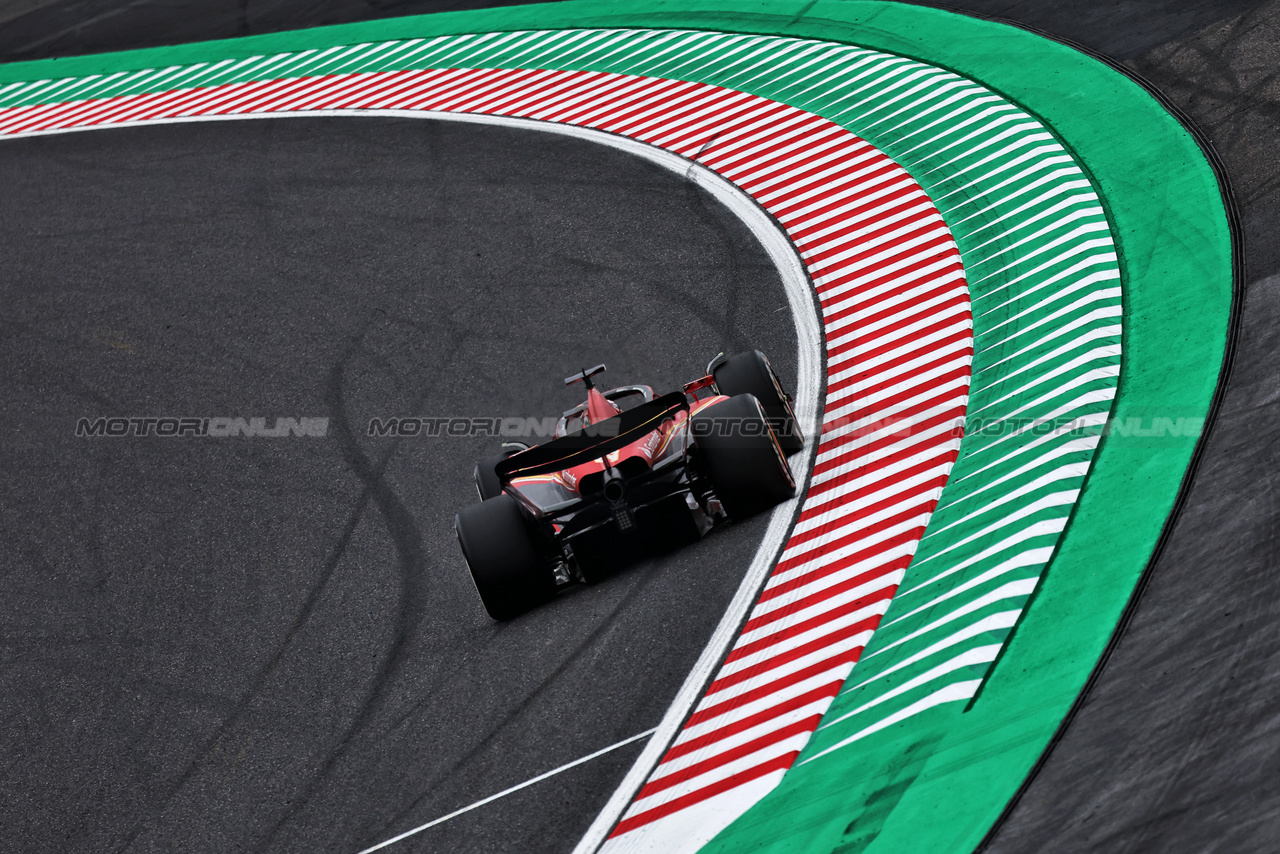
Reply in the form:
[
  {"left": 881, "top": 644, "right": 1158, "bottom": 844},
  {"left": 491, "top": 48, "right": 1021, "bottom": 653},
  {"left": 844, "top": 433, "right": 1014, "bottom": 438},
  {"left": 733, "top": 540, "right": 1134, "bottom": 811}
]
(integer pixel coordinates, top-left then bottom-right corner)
[{"left": 355, "top": 728, "right": 657, "bottom": 854}]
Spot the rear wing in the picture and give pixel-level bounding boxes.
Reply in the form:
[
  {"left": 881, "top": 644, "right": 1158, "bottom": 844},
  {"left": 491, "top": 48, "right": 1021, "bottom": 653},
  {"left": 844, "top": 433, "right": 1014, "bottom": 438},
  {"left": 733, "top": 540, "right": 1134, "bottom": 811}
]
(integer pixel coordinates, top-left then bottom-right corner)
[{"left": 496, "top": 392, "right": 688, "bottom": 482}]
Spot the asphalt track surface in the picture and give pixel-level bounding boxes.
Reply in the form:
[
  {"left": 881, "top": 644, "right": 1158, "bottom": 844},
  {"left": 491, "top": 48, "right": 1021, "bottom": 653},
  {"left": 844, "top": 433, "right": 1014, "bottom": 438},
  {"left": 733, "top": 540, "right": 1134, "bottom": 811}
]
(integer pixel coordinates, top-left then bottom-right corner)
[
  {"left": 0, "top": 116, "right": 799, "bottom": 853},
  {"left": 2, "top": 2, "right": 1280, "bottom": 853}
]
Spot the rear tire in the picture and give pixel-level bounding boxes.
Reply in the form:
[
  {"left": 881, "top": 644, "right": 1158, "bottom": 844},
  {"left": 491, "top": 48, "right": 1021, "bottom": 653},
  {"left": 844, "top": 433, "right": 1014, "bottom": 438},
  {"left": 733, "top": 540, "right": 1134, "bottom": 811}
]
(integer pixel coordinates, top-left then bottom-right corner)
[
  {"left": 455, "top": 495, "right": 554, "bottom": 620},
  {"left": 693, "top": 394, "right": 796, "bottom": 520},
  {"left": 712, "top": 350, "right": 803, "bottom": 454}
]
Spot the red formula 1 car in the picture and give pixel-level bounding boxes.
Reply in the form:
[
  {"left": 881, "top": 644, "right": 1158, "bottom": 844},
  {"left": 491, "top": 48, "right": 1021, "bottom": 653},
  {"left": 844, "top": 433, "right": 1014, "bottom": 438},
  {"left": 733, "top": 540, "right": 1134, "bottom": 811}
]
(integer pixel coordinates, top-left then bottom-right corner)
[{"left": 454, "top": 350, "right": 803, "bottom": 620}]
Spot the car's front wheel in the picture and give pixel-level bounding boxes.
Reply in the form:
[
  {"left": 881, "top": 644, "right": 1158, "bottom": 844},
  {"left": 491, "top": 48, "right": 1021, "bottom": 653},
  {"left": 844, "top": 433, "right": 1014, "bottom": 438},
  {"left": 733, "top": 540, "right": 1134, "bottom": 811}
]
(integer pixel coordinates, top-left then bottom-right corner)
[
  {"left": 455, "top": 495, "right": 555, "bottom": 620},
  {"left": 692, "top": 393, "right": 796, "bottom": 520},
  {"left": 712, "top": 349, "right": 803, "bottom": 455},
  {"left": 474, "top": 453, "right": 508, "bottom": 501}
]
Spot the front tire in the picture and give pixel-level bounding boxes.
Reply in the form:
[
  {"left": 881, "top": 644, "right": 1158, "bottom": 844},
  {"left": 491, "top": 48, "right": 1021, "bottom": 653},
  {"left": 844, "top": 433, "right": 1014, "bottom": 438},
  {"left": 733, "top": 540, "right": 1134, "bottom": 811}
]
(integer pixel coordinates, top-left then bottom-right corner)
[
  {"left": 474, "top": 453, "right": 508, "bottom": 501},
  {"left": 455, "top": 495, "right": 555, "bottom": 620},
  {"left": 693, "top": 394, "right": 796, "bottom": 520},
  {"left": 712, "top": 350, "right": 803, "bottom": 454},
  {"left": 474, "top": 445, "right": 527, "bottom": 501}
]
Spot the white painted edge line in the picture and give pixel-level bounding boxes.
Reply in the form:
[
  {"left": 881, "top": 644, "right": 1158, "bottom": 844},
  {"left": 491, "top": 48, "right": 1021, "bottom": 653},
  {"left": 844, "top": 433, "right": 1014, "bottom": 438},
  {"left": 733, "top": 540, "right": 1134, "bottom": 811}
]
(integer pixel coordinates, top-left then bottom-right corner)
[
  {"left": 4, "top": 107, "right": 824, "bottom": 852},
  {"left": 355, "top": 728, "right": 659, "bottom": 854}
]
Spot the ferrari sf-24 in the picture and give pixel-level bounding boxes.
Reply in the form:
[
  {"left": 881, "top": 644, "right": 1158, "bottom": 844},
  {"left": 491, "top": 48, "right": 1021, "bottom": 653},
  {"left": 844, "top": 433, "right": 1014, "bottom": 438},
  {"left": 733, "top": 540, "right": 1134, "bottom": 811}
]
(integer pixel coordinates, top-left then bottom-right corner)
[{"left": 454, "top": 350, "right": 803, "bottom": 620}]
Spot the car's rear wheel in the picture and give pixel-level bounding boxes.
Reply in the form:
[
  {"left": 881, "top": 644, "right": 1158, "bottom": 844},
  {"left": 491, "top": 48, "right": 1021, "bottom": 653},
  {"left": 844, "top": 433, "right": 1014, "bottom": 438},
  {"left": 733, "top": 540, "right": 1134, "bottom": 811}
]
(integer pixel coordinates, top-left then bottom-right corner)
[
  {"left": 455, "top": 495, "right": 555, "bottom": 620},
  {"left": 693, "top": 394, "right": 796, "bottom": 520},
  {"left": 712, "top": 350, "right": 803, "bottom": 455}
]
